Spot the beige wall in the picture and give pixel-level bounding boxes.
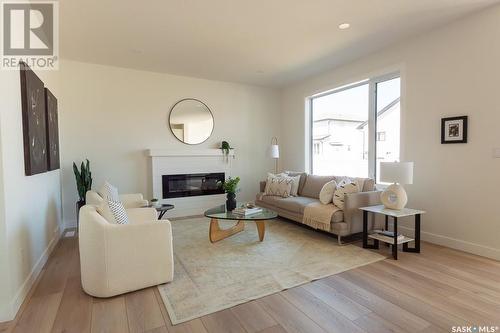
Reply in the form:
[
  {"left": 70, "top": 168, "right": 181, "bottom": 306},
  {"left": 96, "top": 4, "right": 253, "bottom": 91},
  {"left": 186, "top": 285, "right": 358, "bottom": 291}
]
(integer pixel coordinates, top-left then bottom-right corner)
[
  {"left": 58, "top": 60, "right": 281, "bottom": 227},
  {"left": 0, "top": 69, "right": 63, "bottom": 321},
  {"left": 281, "top": 5, "right": 500, "bottom": 259}
]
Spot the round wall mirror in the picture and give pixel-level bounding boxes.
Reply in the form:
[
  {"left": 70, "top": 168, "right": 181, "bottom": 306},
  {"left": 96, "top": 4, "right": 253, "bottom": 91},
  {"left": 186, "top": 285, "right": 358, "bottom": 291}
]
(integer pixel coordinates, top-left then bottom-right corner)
[{"left": 168, "top": 98, "right": 214, "bottom": 145}]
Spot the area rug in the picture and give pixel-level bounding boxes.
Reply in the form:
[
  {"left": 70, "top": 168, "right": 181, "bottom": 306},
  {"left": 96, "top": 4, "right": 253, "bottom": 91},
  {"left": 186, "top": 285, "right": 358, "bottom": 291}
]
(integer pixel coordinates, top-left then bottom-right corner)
[{"left": 157, "top": 217, "right": 385, "bottom": 324}]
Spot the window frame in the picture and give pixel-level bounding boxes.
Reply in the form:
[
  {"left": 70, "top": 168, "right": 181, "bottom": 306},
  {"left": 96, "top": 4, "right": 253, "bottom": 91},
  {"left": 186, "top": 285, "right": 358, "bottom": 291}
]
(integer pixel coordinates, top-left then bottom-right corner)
[{"left": 308, "top": 72, "right": 400, "bottom": 180}]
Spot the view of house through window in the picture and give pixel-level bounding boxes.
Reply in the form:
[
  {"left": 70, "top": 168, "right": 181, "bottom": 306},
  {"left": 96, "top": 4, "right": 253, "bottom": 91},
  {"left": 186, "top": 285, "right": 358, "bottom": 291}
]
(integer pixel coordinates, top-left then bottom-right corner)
[
  {"left": 310, "top": 75, "right": 400, "bottom": 182},
  {"left": 375, "top": 77, "right": 401, "bottom": 182},
  {"left": 312, "top": 82, "right": 369, "bottom": 177}
]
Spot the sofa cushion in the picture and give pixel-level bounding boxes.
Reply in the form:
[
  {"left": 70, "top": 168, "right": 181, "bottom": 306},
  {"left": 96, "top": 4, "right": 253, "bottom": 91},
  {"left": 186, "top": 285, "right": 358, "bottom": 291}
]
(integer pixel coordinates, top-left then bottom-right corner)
[
  {"left": 333, "top": 180, "right": 361, "bottom": 209},
  {"left": 264, "top": 174, "right": 294, "bottom": 197},
  {"left": 319, "top": 180, "right": 337, "bottom": 204},
  {"left": 285, "top": 171, "right": 307, "bottom": 195},
  {"left": 279, "top": 196, "right": 320, "bottom": 214},
  {"left": 334, "top": 176, "right": 375, "bottom": 192},
  {"left": 257, "top": 193, "right": 344, "bottom": 223},
  {"left": 301, "top": 175, "right": 336, "bottom": 199},
  {"left": 258, "top": 194, "right": 283, "bottom": 206},
  {"left": 260, "top": 195, "right": 317, "bottom": 214},
  {"left": 362, "top": 178, "right": 375, "bottom": 191}
]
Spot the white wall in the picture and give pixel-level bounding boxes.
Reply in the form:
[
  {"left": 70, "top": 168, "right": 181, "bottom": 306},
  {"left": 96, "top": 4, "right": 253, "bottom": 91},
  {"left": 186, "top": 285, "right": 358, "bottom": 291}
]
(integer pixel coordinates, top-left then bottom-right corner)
[
  {"left": 0, "top": 69, "right": 63, "bottom": 321},
  {"left": 281, "top": 5, "right": 500, "bottom": 259},
  {"left": 58, "top": 60, "right": 281, "bottom": 226}
]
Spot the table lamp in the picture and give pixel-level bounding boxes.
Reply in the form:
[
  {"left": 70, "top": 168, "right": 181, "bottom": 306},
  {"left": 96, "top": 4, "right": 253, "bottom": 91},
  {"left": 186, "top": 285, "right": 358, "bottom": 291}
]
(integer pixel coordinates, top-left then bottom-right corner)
[{"left": 379, "top": 162, "right": 413, "bottom": 210}]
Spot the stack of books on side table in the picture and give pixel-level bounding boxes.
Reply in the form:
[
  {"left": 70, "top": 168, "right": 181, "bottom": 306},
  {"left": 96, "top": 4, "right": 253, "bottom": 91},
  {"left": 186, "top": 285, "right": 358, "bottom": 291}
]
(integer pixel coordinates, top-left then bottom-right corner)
[
  {"left": 370, "top": 230, "right": 407, "bottom": 243},
  {"left": 233, "top": 206, "right": 263, "bottom": 216}
]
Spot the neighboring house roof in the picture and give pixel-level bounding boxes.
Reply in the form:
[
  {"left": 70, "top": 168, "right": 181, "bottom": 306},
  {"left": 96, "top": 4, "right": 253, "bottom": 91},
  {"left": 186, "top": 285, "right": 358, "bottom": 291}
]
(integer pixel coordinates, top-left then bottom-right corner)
[
  {"left": 313, "top": 134, "right": 331, "bottom": 141},
  {"left": 314, "top": 118, "right": 364, "bottom": 124},
  {"left": 356, "top": 97, "right": 400, "bottom": 129}
]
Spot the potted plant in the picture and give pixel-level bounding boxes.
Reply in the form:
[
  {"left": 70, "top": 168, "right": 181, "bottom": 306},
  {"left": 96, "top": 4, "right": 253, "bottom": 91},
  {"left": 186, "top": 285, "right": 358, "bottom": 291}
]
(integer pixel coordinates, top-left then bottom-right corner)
[
  {"left": 150, "top": 198, "right": 159, "bottom": 208},
  {"left": 221, "top": 141, "right": 231, "bottom": 156},
  {"left": 220, "top": 141, "right": 233, "bottom": 163},
  {"left": 218, "top": 176, "right": 240, "bottom": 211},
  {"left": 73, "top": 159, "right": 92, "bottom": 223}
]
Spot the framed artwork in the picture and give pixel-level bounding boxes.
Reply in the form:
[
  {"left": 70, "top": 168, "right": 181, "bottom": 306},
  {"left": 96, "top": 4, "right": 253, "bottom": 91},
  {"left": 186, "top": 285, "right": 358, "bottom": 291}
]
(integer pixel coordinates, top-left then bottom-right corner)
[
  {"left": 20, "top": 61, "right": 48, "bottom": 175},
  {"left": 441, "top": 116, "right": 468, "bottom": 144},
  {"left": 45, "top": 88, "right": 60, "bottom": 170}
]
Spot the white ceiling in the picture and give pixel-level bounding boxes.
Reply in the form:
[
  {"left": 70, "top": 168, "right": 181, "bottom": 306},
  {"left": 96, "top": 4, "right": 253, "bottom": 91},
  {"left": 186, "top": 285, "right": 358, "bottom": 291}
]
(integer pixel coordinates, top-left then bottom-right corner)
[{"left": 60, "top": 0, "right": 498, "bottom": 87}]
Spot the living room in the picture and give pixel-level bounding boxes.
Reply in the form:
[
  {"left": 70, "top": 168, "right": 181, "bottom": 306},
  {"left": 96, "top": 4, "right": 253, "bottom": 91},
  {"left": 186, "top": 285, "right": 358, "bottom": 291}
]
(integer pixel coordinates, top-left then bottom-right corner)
[{"left": 0, "top": 1, "right": 499, "bottom": 332}]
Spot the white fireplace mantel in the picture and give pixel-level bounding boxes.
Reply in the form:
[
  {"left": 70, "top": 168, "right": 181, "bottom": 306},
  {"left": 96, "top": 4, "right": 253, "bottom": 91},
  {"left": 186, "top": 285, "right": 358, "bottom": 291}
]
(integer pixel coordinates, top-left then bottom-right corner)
[{"left": 148, "top": 149, "right": 235, "bottom": 157}]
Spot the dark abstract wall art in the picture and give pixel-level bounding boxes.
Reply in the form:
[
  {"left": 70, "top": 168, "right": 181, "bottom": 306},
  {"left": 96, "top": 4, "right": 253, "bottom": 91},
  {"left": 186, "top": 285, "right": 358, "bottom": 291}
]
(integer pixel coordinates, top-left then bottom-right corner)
[
  {"left": 45, "top": 88, "right": 60, "bottom": 170},
  {"left": 20, "top": 61, "right": 48, "bottom": 175}
]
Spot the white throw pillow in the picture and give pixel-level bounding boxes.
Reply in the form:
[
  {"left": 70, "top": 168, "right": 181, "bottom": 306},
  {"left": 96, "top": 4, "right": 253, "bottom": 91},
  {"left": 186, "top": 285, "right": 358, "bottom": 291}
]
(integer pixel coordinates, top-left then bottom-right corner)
[
  {"left": 333, "top": 180, "right": 360, "bottom": 209},
  {"left": 264, "top": 175, "right": 293, "bottom": 197},
  {"left": 98, "top": 181, "right": 119, "bottom": 201},
  {"left": 319, "top": 180, "right": 337, "bottom": 204},
  {"left": 287, "top": 175, "right": 301, "bottom": 196}
]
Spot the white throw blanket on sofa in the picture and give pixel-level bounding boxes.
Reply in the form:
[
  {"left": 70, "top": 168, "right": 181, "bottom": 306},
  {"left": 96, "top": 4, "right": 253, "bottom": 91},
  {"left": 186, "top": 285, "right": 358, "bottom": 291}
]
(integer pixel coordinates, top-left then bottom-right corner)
[{"left": 302, "top": 202, "right": 342, "bottom": 232}]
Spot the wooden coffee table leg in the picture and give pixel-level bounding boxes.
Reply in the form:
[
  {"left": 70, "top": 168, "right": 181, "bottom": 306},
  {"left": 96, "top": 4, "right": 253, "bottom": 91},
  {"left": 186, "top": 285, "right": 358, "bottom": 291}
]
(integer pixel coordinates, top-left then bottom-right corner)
[
  {"left": 209, "top": 218, "right": 244, "bottom": 243},
  {"left": 255, "top": 220, "right": 265, "bottom": 241}
]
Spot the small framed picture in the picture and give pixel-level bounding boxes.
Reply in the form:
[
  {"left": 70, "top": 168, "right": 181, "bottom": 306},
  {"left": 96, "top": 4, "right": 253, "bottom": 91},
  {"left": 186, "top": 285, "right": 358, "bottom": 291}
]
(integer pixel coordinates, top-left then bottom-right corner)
[{"left": 441, "top": 116, "right": 468, "bottom": 144}]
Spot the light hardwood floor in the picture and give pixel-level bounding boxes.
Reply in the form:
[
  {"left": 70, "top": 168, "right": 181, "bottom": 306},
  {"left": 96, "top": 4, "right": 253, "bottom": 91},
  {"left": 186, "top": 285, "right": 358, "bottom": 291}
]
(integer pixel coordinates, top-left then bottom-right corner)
[{"left": 3, "top": 232, "right": 500, "bottom": 333}]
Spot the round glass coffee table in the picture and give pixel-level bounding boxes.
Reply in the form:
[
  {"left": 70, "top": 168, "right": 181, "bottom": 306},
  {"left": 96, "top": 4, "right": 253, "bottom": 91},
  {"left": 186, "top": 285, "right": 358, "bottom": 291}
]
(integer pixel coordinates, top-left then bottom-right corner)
[{"left": 204, "top": 204, "right": 278, "bottom": 243}]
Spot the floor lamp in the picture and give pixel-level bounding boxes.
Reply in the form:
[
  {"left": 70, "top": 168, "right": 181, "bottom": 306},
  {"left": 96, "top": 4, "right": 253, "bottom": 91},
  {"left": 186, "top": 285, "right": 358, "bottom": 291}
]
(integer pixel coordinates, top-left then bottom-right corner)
[{"left": 270, "top": 137, "right": 279, "bottom": 174}]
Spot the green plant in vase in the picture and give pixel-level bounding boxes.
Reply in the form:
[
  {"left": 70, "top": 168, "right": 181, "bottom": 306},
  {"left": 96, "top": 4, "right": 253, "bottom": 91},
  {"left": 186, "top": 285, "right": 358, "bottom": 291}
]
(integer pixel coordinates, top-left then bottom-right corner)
[
  {"left": 73, "top": 159, "right": 92, "bottom": 224},
  {"left": 221, "top": 141, "right": 232, "bottom": 163},
  {"left": 221, "top": 141, "right": 231, "bottom": 155},
  {"left": 218, "top": 176, "right": 240, "bottom": 211}
]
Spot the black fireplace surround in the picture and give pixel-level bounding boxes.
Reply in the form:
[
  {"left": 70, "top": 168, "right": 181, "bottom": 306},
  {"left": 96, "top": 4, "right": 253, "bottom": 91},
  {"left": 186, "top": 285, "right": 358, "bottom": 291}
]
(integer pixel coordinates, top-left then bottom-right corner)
[{"left": 162, "top": 172, "right": 225, "bottom": 199}]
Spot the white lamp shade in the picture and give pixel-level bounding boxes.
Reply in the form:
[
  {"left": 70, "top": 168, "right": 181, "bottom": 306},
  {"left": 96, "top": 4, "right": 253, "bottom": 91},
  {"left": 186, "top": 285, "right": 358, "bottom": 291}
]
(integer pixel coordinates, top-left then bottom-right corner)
[
  {"left": 380, "top": 162, "right": 413, "bottom": 184},
  {"left": 269, "top": 145, "right": 280, "bottom": 158}
]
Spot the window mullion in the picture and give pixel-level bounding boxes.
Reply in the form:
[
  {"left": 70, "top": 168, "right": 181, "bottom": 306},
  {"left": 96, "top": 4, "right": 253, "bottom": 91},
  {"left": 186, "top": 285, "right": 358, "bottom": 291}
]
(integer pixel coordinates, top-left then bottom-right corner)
[{"left": 368, "top": 80, "right": 377, "bottom": 179}]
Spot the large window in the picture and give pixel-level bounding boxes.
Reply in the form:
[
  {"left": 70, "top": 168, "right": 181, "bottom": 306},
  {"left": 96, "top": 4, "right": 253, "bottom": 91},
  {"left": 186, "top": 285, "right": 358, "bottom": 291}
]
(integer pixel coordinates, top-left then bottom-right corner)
[{"left": 310, "top": 74, "right": 400, "bottom": 182}]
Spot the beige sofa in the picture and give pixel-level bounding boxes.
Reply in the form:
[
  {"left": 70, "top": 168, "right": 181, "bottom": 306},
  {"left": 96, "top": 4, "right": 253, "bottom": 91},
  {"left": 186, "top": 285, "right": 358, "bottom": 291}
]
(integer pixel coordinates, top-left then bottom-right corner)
[{"left": 256, "top": 173, "right": 381, "bottom": 244}]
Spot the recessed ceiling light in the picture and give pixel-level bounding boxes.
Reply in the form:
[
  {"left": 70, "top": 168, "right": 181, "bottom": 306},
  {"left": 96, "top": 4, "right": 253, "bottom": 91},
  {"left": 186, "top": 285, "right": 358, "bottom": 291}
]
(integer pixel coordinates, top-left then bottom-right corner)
[{"left": 338, "top": 23, "right": 350, "bottom": 30}]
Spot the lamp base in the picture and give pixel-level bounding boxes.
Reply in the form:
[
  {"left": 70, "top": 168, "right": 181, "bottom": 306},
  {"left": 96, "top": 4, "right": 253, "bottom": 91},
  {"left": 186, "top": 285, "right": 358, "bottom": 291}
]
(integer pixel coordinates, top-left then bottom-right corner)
[{"left": 381, "top": 183, "right": 408, "bottom": 210}]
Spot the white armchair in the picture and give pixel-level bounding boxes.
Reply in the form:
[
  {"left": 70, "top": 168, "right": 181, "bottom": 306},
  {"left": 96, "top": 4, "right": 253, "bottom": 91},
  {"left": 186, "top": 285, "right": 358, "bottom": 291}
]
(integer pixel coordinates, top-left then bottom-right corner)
[
  {"left": 86, "top": 190, "right": 149, "bottom": 208},
  {"left": 78, "top": 205, "right": 174, "bottom": 298}
]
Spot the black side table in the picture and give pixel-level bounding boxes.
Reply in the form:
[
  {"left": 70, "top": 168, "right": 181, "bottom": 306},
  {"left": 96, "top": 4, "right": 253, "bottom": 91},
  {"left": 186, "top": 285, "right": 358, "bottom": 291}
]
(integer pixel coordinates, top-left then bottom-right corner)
[
  {"left": 359, "top": 205, "right": 425, "bottom": 260},
  {"left": 154, "top": 204, "right": 175, "bottom": 219}
]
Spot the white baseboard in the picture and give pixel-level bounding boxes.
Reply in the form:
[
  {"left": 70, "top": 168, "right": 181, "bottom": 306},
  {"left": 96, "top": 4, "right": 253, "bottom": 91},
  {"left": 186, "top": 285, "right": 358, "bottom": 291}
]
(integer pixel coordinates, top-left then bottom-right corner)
[
  {"left": 7, "top": 224, "right": 64, "bottom": 321},
  {"left": 399, "top": 226, "right": 500, "bottom": 261}
]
